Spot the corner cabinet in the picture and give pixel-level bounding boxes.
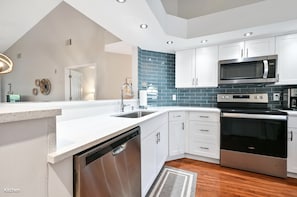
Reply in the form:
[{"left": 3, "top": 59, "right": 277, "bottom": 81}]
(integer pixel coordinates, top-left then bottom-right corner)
[
  {"left": 276, "top": 34, "right": 297, "bottom": 85},
  {"left": 140, "top": 113, "right": 168, "bottom": 197},
  {"left": 218, "top": 37, "right": 275, "bottom": 60},
  {"left": 288, "top": 115, "right": 297, "bottom": 174},
  {"left": 175, "top": 46, "right": 218, "bottom": 88},
  {"left": 168, "top": 111, "right": 186, "bottom": 158}
]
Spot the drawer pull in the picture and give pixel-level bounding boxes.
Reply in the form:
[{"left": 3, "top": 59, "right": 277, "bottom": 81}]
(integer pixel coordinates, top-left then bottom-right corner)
[
  {"left": 199, "top": 116, "right": 209, "bottom": 118},
  {"left": 175, "top": 115, "right": 181, "bottom": 117},
  {"left": 200, "top": 147, "right": 209, "bottom": 150},
  {"left": 200, "top": 129, "right": 209, "bottom": 132},
  {"left": 182, "top": 122, "right": 185, "bottom": 130}
]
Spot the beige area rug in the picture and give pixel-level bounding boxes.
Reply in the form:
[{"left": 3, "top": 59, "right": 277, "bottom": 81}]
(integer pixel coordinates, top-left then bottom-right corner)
[{"left": 147, "top": 166, "right": 197, "bottom": 197}]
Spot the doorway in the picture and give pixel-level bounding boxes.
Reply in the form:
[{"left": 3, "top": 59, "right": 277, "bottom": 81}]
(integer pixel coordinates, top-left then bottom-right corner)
[{"left": 65, "top": 63, "right": 96, "bottom": 101}]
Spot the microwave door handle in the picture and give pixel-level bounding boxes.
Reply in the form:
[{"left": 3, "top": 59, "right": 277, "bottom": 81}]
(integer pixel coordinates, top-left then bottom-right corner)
[{"left": 263, "top": 60, "right": 269, "bottom": 79}]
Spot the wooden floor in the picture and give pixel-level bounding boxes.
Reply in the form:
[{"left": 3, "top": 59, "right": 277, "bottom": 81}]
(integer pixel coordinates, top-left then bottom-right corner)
[{"left": 166, "top": 158, "right": 297, "bottom": 197}]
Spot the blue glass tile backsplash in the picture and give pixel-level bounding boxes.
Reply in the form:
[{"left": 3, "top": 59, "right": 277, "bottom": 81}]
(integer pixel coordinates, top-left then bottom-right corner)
[{"left": 138, "top": 48, "right": 292, "bottom": 109}]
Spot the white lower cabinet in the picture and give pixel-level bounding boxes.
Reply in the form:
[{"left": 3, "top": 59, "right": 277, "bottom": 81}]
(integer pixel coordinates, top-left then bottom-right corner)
[
  {"left": 187, "top": 112, "right": 220, "bottom": 159},
  {"left": 140, "top": 113, "right": 168, "bottom": 197},
  {"left": 288, "top": 115, "right": 297, "bottom": 174},
  {"left": 168, "top": 112, "right": 186, "bottom": 157}
]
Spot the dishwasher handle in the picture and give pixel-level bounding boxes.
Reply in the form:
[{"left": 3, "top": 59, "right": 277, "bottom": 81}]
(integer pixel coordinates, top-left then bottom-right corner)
[{"left": 112, "top": 143, "right": 127, "bottom": 156}]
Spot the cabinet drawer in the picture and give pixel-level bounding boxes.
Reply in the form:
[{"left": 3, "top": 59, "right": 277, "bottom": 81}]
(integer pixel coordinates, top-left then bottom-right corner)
[
  {"left": 288, "top": 116, "right": 297, "bottom": 128},
  {"left": 169, "top": 111, "right": 185, "bottom": 121},
  {"left": 188, "top": 141, "right": 219, "bottom": 159},
  {"left": 189, "top": 112, "right": 219, "bottom": 122},
  {"left": 189, "top": 121, "right": 219, "bottom": 138}
]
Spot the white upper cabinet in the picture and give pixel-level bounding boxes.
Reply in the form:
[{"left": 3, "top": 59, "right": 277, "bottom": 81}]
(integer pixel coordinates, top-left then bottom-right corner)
[
  {"left": 195, "top": 46, "right": 219, "bottom": 87},
  {"left": 219, "top": 42, "right": 244, "bottom": 60},
  {"left": 219, "top": 37, "right": 275, "bottom": 60},
  {"left": 244, "top": 37, "right": 275, "bottom": 57},
  {"left": 276, "top": 33, "right": 297, "bottom": 85},
  {"left": 175, "top": 49, "right": 196, "bottom": 88},
  {"left": 175, "top": 46, "right": 218, "bottom": 88}
]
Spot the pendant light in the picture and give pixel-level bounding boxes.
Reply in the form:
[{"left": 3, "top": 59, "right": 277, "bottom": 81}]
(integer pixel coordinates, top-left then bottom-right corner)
[{"left": 0, "top": 53, "right": 13, "bottom": 74}]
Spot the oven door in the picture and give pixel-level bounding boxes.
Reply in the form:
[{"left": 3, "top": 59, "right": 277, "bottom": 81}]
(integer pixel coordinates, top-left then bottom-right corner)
[{"left": 221, "top": 112, "right": 287, "bottom": 158}]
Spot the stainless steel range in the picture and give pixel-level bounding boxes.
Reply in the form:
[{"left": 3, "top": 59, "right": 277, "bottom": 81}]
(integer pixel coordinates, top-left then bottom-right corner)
[{"left": 217, "top": 93, "right": 287, "bottom": 178}]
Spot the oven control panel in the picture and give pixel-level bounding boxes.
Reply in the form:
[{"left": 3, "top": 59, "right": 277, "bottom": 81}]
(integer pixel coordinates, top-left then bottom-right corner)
[{"left": 217, "top": 93, "right": 268, "bottom": 103}]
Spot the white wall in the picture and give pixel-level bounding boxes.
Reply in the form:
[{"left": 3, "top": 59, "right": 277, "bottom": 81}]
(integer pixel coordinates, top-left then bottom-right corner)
[{"left": 2, "top": 2, "right": 133, "bottom": 102}]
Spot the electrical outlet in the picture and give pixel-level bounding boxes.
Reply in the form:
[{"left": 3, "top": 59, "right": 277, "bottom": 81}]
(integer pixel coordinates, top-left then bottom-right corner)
[
  {"left": 172, "top": 94, "right": 176, "bottom": 101},
  {"left": 273, "top": 93, "right": 280, "bottom": 101}
]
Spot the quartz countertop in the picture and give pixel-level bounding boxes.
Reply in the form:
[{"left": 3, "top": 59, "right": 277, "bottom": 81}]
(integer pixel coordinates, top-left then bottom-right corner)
[
  {"left": 48, "top": 107, "right": 220, "bottom": 164},
  {"left": 0, "top": 103, "right": 61, "bottom": 123}
]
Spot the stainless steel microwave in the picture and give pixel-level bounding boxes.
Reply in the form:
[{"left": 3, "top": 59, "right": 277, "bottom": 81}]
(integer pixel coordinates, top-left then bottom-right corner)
[{"left": 218, "top": 55, "right": 278, "bottom": 85}]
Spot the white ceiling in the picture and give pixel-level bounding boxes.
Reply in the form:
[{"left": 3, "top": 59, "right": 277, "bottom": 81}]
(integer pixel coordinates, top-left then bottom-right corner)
[
  {"left": 2, "top": 0, "right": 297, "bottom": 53},
  {"left": 161, "top": 0, "right": 263, "bottom": 19},
  {"left": 0, "top": 0, "right": 63, "bottom": 52}
]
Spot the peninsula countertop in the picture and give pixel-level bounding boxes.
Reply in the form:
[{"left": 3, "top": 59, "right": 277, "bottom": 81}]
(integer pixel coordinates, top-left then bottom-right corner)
[{"left": 0, "top": 103, "right": 61, "bottom": 123}]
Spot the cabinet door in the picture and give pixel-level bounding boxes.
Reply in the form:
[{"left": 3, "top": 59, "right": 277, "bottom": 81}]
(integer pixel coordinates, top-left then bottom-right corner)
[
  {"left": 276, "top": 34, "right": 297, "bottom": 85},
  {"left": 288, "top": 128, "right": 297, "bottom": 173},
  {"left": 175, "top": 49, "right": 196, "bottom": 88},
  {"left": 219, "top": 42, "right": 244, "bottom": 60},
  {"left": 156, "top": 123, "right": 169, "bottom": 174},
  {"left": 141, "top": 131, "right": 157, "bottom": 197},
  {"left": 195, "top": 46, "right": 219, "bottom": 87},
  {"left": 169, "top": 120, "right": 185, "bottom": 157},
  {"left": 245, "top": 37, "right": 275, "bottom": 57}
]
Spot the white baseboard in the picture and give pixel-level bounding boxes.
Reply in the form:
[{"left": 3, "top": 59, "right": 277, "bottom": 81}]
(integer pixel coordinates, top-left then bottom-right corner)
[{"left": 287, "top": 172, "right": 297, "bottom": 178}]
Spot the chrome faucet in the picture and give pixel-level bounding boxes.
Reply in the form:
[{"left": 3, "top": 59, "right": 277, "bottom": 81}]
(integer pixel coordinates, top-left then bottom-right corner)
[
  {"left": 121, "top": 89, "right": 130, "bottom": 112},
  {"left": 120, "top": 80, "right": 133, "bottom": 112}
]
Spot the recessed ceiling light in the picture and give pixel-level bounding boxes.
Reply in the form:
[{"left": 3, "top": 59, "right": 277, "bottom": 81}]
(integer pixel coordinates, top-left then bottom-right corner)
[
  {"left": 244, "top": 32, "right": 253, "bottom": 37},
  {"left": 201, "top": 40, "right": 208, "bottom": 44},
  {"left": 140, "top": 24, "right": 148, "bottom": 29},
  {"left": 116, "top": 0, "right": 126, "bottom": 3},
  {"left": 166, "top": 41, "right": 174, "bottom": 45}
]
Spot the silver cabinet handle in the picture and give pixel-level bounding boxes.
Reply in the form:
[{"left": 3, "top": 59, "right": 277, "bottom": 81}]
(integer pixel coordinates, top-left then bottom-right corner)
[
  {"left": 157, "top": 132, "right": 160, "bottom": 143},
  {"left": 182, "top": 122, "right": 185, "bottom": 130},
  {"left": 290, "top": 131, "right": 293, "bottom": 141},
  {"left": 200, "top": 147, "right": 209, "bottom": 150},
  {"left": 241, "top": 49, "right": 244, "bottom": 58},
  {"left": 199, "top": 116, "right": 209, "bottom": 118},
  {"left": 175, "top": 115, "right": 181, "bottom": 117},
  {"left": 200, "top": 129, "right": 209, "bottom": 132},
  {"left": 156, "top": 133, "right": 159, "bottom": 144},
  {"left": 195, "top": 78, "right": 198, "bottom": 86},
  {"left": 192, "top": 78, "right": 195, "bottom": 85},
  {"left": 246, "top": 48, "right": 249, "bottom": 57}
]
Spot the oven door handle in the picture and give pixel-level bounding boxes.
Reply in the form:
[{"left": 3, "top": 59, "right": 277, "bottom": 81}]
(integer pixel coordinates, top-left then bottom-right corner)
[{"left": 221, "top": 112, "right": 287, "bottom": 120}]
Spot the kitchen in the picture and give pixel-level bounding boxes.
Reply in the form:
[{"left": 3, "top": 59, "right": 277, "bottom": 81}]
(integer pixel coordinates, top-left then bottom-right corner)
[{"left": 1, "top": 0, "right": 297, "bottom": 197}]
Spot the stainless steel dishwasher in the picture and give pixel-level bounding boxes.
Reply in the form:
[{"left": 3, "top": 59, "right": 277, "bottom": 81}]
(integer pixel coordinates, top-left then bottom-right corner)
[{"left": 74, "top": 127, "right": 141, "bottom": 197}]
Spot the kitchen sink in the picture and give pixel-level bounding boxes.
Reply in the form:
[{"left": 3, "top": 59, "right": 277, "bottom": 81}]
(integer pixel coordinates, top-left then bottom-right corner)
[{"left": 113, "top": 111, "right": 156, "bottom": 118}]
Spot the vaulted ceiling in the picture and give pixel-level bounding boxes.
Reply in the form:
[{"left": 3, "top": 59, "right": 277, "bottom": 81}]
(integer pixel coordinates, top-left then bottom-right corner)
[{"left": 2, "top": 0, "right": 297, "bottom": 53}]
